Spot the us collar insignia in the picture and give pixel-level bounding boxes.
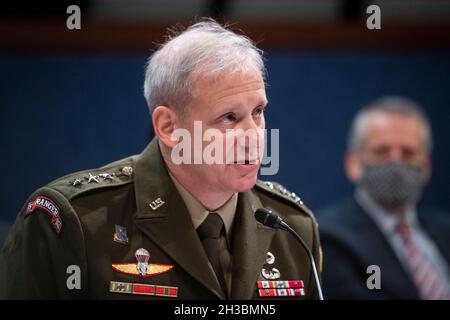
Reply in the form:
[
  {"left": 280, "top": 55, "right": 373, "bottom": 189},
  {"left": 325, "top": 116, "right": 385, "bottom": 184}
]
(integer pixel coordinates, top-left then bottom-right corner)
[
  {"left": 113, "top": 225, "right": 129, "bottom": 244},
  {"left": 149, "top": 197, "right": 165, "bottom": 211},
  {"left": 112, "top": 248, "right": 174, "bottom": 278}
]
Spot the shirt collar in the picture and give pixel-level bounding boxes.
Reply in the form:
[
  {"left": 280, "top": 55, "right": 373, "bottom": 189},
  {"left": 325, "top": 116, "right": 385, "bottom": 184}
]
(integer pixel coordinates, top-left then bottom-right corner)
[
  {"left": 168, "top": 171, "right": 237, "bottom": 237},
  {"left": 355, "top": 187, "right": 418, "bottom": 234}
]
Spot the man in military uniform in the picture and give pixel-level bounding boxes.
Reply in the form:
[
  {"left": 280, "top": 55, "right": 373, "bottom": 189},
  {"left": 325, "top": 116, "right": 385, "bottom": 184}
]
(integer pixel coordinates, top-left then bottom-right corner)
[{"left": 0, "top": 19, "right": 322, "bottom": 299}]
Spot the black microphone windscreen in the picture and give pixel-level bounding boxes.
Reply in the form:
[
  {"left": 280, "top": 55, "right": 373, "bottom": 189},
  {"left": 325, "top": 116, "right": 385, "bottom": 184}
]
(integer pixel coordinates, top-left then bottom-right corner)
[{"left": 255, "top": 208, "right": 278, "bottom": 228}]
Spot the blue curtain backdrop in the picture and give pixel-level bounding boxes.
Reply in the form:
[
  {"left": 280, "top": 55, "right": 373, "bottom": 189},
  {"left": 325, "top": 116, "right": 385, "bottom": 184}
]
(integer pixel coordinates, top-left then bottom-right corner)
[{"left": 1, "top": 51, "right": 449, "bottom": 224}]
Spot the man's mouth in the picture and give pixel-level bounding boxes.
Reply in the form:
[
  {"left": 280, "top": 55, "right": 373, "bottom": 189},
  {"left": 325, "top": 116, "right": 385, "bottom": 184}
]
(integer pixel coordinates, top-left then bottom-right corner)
[{"left": 234, "top": 159, "right": 259, "bottom": 165}]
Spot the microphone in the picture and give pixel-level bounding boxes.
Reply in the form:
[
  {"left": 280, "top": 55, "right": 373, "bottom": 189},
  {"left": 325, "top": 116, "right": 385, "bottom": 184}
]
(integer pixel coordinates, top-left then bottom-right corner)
[{"left": 255, "top": 207, "right": 324, "bottom": 300}]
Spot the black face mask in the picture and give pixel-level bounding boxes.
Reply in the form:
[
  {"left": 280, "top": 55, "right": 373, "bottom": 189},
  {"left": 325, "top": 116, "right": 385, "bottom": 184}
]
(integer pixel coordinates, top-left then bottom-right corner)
[{"left": 359, "top": 162, "right": 424, "bottom": 209}]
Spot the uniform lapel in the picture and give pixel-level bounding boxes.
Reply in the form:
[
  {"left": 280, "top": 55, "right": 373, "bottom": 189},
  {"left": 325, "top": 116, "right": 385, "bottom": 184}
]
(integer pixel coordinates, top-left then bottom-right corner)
[
  {"left": 231, "top": 189, "right": 276, "bottom": 299},
  {"left": 133, "top": 139, "right": 225, "bottom": 299}
]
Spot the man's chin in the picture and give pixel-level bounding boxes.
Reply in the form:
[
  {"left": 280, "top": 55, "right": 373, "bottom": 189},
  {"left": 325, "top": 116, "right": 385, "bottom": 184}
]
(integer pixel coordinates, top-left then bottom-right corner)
[{"left": 231, "top": 175, "right": 258, "bottom": 193}]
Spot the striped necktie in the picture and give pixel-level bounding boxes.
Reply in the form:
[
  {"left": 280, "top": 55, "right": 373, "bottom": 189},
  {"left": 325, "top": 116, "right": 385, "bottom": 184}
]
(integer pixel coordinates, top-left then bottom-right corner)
[{"left": 396, "top": 220, "right": 449, "bottom": 300}]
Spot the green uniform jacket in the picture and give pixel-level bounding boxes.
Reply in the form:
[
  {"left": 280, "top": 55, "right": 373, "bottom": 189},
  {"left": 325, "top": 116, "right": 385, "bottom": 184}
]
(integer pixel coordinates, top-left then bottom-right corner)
[{"left": 0, "top": 139, "right": 322, "bottom": 299}]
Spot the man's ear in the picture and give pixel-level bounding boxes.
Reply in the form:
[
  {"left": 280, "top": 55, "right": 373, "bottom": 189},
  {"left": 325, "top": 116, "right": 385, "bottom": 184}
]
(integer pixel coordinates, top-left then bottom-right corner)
[
  {"left": 345, "top": 151, "right": 363, "bottom": 183},
  {"left": 422, "top": 155, "right": 433, "bottom": 185},
  {"left": 152, "top": 106, "right": 179, "bottom": 148}
]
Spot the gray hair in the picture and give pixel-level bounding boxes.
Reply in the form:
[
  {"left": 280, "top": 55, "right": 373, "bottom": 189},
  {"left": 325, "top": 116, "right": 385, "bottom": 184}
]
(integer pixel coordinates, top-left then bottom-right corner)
[
  {"left": 143, "top": 18, "right": 266, "bottom": 115},
  {"left": 348, "top": 96, "right": 433, "bottom": 152}
]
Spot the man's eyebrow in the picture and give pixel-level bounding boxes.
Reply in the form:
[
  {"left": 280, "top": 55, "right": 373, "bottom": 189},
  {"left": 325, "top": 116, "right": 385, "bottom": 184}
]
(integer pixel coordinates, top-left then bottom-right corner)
[
  {"left": 216, "top": 105, "right": 242, "bottom": 114},
  {"left": 253, "top": 100, "right": 268, "bottom": 110},
  {"left": 214, "top": 99, "right": 269, "bottom": 116}
]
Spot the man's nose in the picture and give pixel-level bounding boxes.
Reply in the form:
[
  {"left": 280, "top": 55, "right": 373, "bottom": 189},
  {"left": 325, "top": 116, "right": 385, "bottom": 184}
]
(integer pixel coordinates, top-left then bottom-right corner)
[
  {"left": 235, "top": 116, "right": 263, "bottom": 150},
  {"left": 240, "top": 114, "right": 260, "bottom": 131},
  {"left": 387, "top": 148, "right": 403, "bottom": 162}
]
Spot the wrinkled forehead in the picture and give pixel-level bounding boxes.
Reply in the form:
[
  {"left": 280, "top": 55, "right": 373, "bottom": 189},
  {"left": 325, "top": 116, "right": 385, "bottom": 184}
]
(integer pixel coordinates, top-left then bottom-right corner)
[
  {"left": 362, "top": 111, "right": 428, "bottom": 149},
  {"left": 190, "top": 67, "right": 267, "bottom": 103}
]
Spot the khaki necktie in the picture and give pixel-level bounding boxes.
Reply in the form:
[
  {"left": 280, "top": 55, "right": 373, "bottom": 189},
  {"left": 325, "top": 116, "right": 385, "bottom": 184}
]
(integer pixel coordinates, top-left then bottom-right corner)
[{"left": 197, "top": 212, "right": 228, "bottom": 297}]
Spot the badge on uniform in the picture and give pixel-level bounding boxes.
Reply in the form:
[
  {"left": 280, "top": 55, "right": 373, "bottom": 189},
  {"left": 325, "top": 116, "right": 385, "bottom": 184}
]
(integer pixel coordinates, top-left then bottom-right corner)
[
  {"left": 257, "top": 251, "right": 305, "bottom": 297},
  {"left": 257, "top": 280, "right": 306, "bottom": 297},
  {"left": 149, "top": 197, "right": 165, "bottom": 211},
  {"left": 113, "top": 225, "right": 129, "bottom": 244},
  {"left": 261, "top": 251, "right": 280, "bottom": 280},
  {"left": 112, "top": 248, "right": 174, "bottom": 278},
  {"left": 26, "top": 195, "right": 63, "bottom": 235},
  {"left": 110, "top": 281, "right": 178, "bottom": 298}
]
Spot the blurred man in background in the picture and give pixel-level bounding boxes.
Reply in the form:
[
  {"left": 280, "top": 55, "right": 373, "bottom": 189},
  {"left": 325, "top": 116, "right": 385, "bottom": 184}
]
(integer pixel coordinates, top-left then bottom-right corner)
[{"left": 318, "top": 96, "right": 450, "bottom": 299}]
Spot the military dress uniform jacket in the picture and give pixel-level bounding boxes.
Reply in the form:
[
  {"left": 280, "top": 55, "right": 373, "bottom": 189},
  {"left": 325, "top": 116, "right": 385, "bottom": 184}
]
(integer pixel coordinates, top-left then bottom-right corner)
[{"left": 0, "top": 139, "right": 322, "bottom": 299}]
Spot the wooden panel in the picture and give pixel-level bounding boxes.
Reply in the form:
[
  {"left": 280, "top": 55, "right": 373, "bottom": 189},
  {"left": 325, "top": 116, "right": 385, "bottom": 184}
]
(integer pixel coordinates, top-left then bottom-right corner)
[{"left": 1, "top": 19, "right": 450, "bottom": 53}]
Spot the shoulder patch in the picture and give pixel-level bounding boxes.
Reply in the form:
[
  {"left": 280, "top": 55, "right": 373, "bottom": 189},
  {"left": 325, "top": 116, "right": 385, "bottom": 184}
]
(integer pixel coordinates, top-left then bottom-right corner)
[
  {"left": 255, "top": 180, "right": 315, "bottom": 220},
  {"left": 26, "top": 195, "right": 63, "bottom": 235}
]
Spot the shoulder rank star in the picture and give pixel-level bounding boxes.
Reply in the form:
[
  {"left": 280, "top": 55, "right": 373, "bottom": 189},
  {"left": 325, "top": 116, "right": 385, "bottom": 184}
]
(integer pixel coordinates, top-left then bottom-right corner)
[
  {"left": 112, "top": 248, "right": 174, "bottom": 278},
  {"left": 70, "top": 178, "right": 83, "bottom": 187},
  {"left": 99, "top": 172, "right": 115, "bottom": 181},
  {"left": 85, "top": 173, "right": 99, "bottom": 183}
]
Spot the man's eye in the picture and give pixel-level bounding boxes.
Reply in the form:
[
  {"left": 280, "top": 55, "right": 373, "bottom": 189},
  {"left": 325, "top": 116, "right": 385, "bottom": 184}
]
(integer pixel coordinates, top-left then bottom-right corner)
[
  {"left": 222, "top": 113, "right": 237, "bottom": 123},
  {"left": 402, "top": 148, "right": 415, "bottom": 159},
  {"left": 253, "top": 106, "right": 265, "bottom": 117},
  {"left": 374, "top": 146, "right": 389, "bottom": 156}
]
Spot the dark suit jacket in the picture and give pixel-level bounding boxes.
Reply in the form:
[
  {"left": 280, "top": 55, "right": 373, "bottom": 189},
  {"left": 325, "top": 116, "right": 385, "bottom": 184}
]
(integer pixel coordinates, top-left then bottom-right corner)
[
  {"left": 317, "top": 198, "right": 450, "bottom": 299},
  {"left": 0, "top": 138, "right": 322, "bottom": 299},
  {"left": 0, "top": 222, "right": 11, "bottom": 250}
]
